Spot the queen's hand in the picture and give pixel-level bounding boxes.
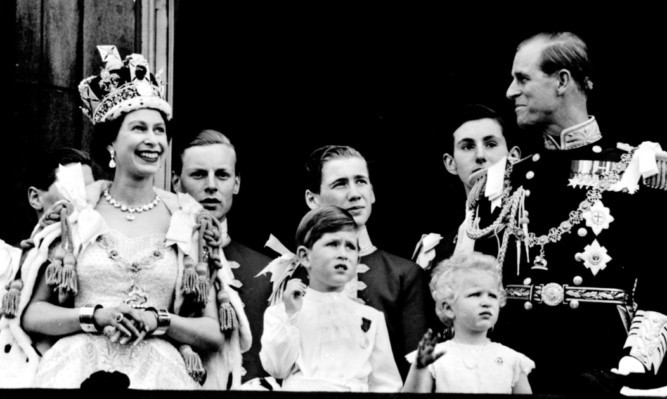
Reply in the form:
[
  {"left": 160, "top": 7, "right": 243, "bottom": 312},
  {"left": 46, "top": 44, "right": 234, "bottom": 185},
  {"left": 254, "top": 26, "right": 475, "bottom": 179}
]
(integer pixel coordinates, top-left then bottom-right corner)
[{"left": 94, "top": 304, "right": 147, "bottom": 344}]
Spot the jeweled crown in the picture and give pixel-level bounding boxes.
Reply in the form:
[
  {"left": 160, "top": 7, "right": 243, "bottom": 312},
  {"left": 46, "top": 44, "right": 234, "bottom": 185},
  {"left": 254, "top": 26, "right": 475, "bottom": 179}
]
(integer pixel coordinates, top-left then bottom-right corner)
[{"left": 78, "top": 45, "right": 172, "bottom": 125}]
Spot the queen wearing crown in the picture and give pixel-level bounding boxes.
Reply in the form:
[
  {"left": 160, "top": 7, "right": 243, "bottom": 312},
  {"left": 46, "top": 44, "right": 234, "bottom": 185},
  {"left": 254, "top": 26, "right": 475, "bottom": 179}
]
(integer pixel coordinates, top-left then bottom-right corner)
[{"left": 0, "top": 46, "right": 251, "bottom": 389}]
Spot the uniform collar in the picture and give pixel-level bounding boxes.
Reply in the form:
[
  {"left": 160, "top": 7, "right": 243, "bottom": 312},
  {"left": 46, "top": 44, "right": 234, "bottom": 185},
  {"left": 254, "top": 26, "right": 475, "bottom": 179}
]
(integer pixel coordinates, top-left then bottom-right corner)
[
  {"left": 357, "top": 226, "right": 377, "bottom": 256},
  {"left": 219, "top": 218, "right": 232, "bottom": 248},
  {"left": 544, "top": 116, "right": 602, "bottom": 151}
]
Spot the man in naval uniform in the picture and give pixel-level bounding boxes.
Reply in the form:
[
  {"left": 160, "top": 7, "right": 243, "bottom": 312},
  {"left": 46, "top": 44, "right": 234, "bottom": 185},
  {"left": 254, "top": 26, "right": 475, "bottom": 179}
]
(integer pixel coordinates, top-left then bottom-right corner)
[
  {"left": 467, "top": 32, "right": 667, "bottom": 394},
  {"left": 172, "top": 129, "right": 274, "bottom": 387}
]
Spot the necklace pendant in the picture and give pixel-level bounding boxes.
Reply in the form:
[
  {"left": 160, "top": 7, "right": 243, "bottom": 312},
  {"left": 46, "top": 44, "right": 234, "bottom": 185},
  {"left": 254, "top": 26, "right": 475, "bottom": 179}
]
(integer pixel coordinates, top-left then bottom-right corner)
[
  {"left": 531, "top": 255, "right": 548, "bottom": 270},
  {"left": 126, "top": 213, "right": 136, "bottom": 221}
]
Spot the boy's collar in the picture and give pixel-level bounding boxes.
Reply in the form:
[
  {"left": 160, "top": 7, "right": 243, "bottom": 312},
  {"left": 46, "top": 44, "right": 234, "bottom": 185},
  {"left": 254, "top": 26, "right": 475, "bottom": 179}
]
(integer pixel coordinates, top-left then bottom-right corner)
[
  {"left": 357, "top": 226, "right": 377, "bottom": 256},
  {"left": 305, "top": 287, "right": 347, "bottom": 301}
]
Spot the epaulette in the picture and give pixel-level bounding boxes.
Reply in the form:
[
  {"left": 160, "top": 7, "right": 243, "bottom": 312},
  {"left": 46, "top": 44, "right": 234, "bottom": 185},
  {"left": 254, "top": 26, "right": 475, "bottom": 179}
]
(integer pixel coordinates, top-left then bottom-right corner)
[{"left": 618, "top": 142, "right": 667, "bottom": 191}]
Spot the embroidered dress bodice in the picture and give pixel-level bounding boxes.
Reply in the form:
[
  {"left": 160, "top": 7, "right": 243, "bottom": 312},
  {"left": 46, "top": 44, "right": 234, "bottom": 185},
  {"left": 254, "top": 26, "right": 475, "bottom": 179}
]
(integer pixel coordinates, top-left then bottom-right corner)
[
  {"left": 75, "top": 230, "right": 176, "bottom": 310},
  {"left": 33, "top": 230, "right": 199, "bottom": 390}
]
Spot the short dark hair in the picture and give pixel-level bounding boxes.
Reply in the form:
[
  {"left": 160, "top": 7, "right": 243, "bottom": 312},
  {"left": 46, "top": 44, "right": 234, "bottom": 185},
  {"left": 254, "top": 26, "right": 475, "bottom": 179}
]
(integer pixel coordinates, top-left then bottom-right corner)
[
  {"left": 444, "top": 104, "right": 510, "bottom": 155},
  {"left": 171, "top": 129, "right": 237, "bottom": 176},
  {"left": 90, "top": 110, "right": 172, "bottom": 177},
  {"left": 295, "top": 205, "right": 358, "bottom": 249},
  {"left": 26, "top": 147, "right": 92, "bottom": 190},
  {"left": 522, "top": 32, "right": 593, "bottom": 95},
  {"left": 304, "top": 145, "right": 365, "bottom": 193}
]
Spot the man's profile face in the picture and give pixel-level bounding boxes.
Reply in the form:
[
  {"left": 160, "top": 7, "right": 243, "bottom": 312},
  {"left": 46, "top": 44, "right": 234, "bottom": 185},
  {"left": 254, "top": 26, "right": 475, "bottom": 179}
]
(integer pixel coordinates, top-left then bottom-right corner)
[
  {"left": 307, "top": 156, "right": 375, "bottom": 227},
  {"left": 445, "top": 118, "right": 510, "bottom": 189},
  {"left": 506, "top": 40, "right": 560, "bottom": 129},
  {"left": 173, "top": 143, "right": 239, "bottom": 222}
]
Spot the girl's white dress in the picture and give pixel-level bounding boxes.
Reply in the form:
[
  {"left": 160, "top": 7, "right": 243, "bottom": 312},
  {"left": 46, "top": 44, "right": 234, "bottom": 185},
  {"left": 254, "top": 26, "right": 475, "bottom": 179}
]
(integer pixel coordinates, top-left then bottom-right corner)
[
  {"left": 423, "top": 339, "right": 535, "bottom": 393},
  {"left": 260, "top": 288, "right": 402, "bottom": 392}
]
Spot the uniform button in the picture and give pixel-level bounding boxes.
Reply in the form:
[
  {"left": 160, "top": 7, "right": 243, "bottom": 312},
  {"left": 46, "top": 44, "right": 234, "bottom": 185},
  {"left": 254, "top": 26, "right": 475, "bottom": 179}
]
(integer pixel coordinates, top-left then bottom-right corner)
[
  {"left": 523, "top": 277, "right": 532, "bottom": 285},
  {"left": 573, "top": 276, "right": 583, "bottom": 285},
  {"left": 570, "top": 300, "right": 580, "bottom": 309},
  {"left": 532, "top": 154, "right": 541, "bottom": 162},
  {"left": 524, "top": 302, "right": 533, "bottom": 310},
  {"left": 577, "top": 228, "right": 587, "bottom": 237},
  {"left": 526, "top": 171, "right": 535, "bottom": 180},
  {"left": 524, "top": 189, "right": 531, "bottom": 197},
  {"left": 592, "top": 145, "right": 602, "bottom": 153}
]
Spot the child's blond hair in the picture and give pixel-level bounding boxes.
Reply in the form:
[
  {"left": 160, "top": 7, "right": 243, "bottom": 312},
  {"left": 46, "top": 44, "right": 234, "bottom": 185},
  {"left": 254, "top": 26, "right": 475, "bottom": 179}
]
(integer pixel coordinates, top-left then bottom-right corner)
[{"left": 430, "top": 252, "right": 506, "bottom": 327}]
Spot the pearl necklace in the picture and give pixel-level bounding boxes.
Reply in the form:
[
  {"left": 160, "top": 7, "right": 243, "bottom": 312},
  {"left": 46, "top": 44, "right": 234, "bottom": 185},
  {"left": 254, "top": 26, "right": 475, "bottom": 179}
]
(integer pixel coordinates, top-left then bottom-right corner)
[{"left": 103, "top": 188, "right": 161, "bottom": 221}]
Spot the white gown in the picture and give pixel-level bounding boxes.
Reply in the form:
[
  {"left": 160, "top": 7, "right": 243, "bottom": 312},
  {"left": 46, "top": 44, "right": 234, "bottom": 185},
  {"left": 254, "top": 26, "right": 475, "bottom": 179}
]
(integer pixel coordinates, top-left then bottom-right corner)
[{"left": 33, "top": 230, "right": 199, "bottom": 389}]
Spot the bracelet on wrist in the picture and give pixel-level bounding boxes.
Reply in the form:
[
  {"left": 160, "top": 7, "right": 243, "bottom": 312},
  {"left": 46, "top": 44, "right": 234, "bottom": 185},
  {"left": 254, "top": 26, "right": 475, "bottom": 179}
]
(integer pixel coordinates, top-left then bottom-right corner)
[
  {"left": 79, "top": 304, "right": 103, "bottom": 334},
  {"left": 145, "top": 307, "right": 170, "bottom": 336}
]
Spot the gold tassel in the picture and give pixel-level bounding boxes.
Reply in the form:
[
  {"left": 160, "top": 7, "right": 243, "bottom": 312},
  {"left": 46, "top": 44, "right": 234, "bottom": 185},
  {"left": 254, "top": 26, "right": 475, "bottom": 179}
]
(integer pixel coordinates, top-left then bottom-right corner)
[
  {"left": 179, "top": 344, "right": 206, "bottom": 384},
  {"left": 196, "top": 276, "right": 210, "bottom": 305},
  {"left": 218, "top": 290, "right": 238, "bottom": 332},
  {"left": 46, "top": 246, "right": 66, "bottom": 287},
  {"left": 1, "top": 279, "right": 23, "bottom": 318},
  {"left": 59, "top": 251, "right": 79, "bottom": 300},
  {"left": 182, "top": 255, "right": 198, "bottom": 296}
]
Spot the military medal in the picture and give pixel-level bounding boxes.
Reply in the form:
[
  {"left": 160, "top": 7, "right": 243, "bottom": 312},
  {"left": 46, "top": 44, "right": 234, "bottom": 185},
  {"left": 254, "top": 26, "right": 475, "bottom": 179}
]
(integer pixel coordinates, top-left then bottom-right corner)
[
  {"left": 575, "top": 239, "right": 612, "bottom": 276},
  {"left": 507, "top": 151, "right": 634, "bottom": 275},
  {"left": 360, "top": 317, "right": 371, "bottom": 349},
  {"left": 582, "top": 200, "right": 614, "bottom": 235},
  {"left": 569, "top": 160, "right": 615, "bottom": 188}
]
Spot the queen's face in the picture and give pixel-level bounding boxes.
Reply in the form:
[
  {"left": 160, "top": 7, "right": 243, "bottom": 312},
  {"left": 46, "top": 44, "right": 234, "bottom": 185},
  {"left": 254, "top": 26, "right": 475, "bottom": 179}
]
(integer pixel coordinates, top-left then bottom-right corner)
[{"left": 110, "top": 109, "right": 168, "bottom": 179}]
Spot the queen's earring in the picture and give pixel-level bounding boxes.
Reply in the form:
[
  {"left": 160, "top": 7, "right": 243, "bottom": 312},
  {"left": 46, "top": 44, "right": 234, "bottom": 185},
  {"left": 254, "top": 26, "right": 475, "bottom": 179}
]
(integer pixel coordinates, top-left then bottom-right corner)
[{"left": 109, "top": 149, "right": 116, "bottom": 168}]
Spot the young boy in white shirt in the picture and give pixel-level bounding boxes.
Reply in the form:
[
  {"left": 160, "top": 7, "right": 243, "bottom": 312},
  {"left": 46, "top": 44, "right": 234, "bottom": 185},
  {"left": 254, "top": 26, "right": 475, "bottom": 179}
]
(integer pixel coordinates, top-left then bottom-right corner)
[{"left": 260, "top": 205, "right": 402, "bottom": 392}]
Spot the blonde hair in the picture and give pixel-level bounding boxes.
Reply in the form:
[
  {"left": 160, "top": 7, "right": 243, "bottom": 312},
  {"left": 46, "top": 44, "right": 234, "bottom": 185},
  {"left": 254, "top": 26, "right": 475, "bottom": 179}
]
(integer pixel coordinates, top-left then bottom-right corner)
[{"left": 430, "top": 252, "right": 506, "bottom": 327}]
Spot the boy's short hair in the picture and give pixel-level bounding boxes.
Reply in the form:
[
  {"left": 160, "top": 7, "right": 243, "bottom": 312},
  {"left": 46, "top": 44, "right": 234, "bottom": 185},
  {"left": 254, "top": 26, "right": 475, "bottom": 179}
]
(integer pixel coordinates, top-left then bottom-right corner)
[
  {"left": 295, "top": 205, "right": 358, "bottom": 249},
  {"left": 304, "top": 145, "right": 365, "bottom": 193},
  {"left": 430, "top": 252, "right": 506, "bottom": 327},
  {"left": 443, "top": 104, "right": 510, "bottom": 155},
  {"left": 171, "top": 129, "right": 237, "bottom": 175},
  {"left": 27, "top": 147, "right": 92, "bottom": 190}
]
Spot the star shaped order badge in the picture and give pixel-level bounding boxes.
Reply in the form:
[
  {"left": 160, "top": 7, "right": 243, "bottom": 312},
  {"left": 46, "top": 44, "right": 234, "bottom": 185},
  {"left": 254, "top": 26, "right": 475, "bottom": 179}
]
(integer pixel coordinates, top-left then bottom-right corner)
[
  {"left": 575, "top": 239, "right": 612, "bottom": 276},
  {"left": 582, "top": 200, "right": 614, "bottom": 235}
]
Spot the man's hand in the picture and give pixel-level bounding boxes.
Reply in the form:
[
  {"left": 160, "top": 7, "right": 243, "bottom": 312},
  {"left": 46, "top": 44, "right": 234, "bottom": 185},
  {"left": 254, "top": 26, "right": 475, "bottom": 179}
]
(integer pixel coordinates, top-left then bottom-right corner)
[
  {"left": 283, "top": 279, "right": 306, "bottom": 317},
  {"left": 416, "top": 328, "right": 445, "bottom": 369}
]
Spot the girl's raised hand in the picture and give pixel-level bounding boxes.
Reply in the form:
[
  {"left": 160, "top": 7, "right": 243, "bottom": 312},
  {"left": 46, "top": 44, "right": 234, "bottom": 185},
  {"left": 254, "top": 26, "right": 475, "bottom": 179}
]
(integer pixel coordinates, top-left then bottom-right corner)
[{"left": 416, "top": 328, "right": 445, "bottom": 369}]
